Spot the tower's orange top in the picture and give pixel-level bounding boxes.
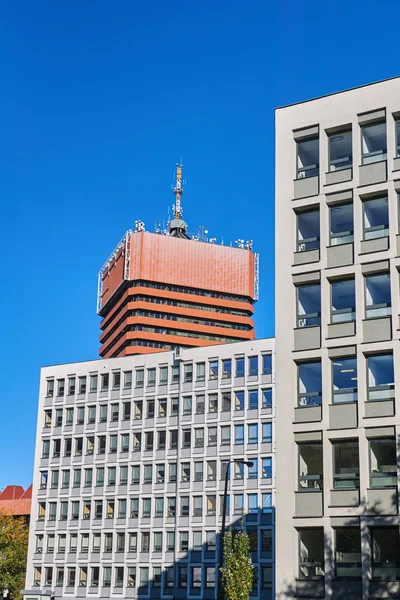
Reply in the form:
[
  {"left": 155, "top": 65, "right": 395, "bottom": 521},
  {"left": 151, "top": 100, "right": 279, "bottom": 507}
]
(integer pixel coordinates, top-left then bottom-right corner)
[{"left": 99, "top": 231, "right": 256, "bottom": 312}]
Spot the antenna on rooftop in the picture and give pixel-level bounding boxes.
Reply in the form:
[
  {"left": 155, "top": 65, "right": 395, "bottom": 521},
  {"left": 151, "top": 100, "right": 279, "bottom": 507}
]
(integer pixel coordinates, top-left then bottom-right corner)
[{"left": 173, "top": 161, "right": 184, "bottom": 220}]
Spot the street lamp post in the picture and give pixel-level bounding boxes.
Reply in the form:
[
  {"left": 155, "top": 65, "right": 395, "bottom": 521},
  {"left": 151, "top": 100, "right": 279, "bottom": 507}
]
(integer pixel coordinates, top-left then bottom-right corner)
[{"left": 217, "top": 459, "right": 254, "bottom": 600}]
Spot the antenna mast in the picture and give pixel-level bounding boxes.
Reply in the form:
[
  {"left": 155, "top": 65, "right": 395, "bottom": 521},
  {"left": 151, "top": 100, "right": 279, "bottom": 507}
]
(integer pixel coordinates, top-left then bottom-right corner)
[{"left": 173, "top": 160, "right": 183, "bottom": 219}]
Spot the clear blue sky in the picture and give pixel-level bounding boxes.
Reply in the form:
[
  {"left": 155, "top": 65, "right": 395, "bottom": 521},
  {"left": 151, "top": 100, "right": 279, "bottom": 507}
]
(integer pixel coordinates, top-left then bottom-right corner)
[{"left": 1, "top": 0, "right": 399, "bottom": 487}]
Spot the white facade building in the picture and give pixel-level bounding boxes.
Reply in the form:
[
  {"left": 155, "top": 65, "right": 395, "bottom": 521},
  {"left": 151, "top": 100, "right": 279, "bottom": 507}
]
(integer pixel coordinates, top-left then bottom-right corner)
[
  {"left": 275, "top": 77, "right": 400, "bottom": 600},
  {"left": 24, "top": 339, "right": 275, "bottom": 600}
]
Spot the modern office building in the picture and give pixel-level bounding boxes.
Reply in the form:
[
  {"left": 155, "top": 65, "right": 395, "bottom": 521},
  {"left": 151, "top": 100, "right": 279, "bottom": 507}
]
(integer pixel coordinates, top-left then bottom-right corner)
[
  {"left": 24, "top": 339, "right": 275, "bottom": 600},
  {"left": 97, "top": 165, "right": 258, "bottom": 358},
  {"left": 275, "top": 77, "right": 400, "bottom": 599}
]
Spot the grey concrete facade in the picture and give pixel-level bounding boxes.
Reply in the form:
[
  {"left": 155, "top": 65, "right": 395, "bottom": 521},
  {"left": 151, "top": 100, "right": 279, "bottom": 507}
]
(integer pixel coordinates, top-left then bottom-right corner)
[
  {"left": 25, "top": 339, "right": 275, "bottom": 599},
  {"left": 275, "top": 78, "right": 400, "bottom": 599}
]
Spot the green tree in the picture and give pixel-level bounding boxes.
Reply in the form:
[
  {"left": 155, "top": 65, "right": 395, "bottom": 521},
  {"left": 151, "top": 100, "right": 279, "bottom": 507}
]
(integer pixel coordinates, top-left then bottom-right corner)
[
  {"left": 220, "top": 523, "right": 257, "bottom": 600},
  {"left": 0, "top": 511, "right": 29, "bottom": 600}
]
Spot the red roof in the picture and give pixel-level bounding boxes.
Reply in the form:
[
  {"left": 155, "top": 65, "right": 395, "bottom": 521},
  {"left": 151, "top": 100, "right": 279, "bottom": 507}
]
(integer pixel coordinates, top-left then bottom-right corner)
[{"left": 0, "top": 485, "right": 32, "bottom": 516}]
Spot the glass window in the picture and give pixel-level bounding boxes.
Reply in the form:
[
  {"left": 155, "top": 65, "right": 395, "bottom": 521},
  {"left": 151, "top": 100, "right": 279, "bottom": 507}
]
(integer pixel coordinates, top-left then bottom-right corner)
[
  {"left": 207, "top": 461, "right": 217, "bottom": 481},
  {"left": 298, "top": 361, "right": 322, "bottom": 406},
  {"left": 169, "top": 463, "right": 177, "bottom": 483},
  {"left": 166, "top": 531, "right": 175, "bottom": 551},
  {"left": 158, "top": 398, "right": 167, "bottom": 418},
  {"left": 235, "top": 424, "right": 244, "bottom": 445},
  {"left": 180, "top": 531, "right": 189, "bottom": 551},
  {"left": 194, "top": 428, "right": 204, "bottom": 448},
  {"left": 181, "top": 496, "right": 189, "bottom": 516},
  {"left": 367, "top": 353, "right": 395, "bottom": 401},
  {"left": 46, "top": 379, "right": 54, "bottom": 397},
  {"left": 371, "top": 527, "right": 400, "bottom": 579},
  {"left": 193, "top": 496, "right": 202, "bottom": 516},
  {"left": 130, "top": 498, "right": 139, "bottom": 518},
  {"left": 135, "top": 369, "right": 144, "bottom": 388},
  {"left": 194, "top": 462, "right": 203, "bottom": 482},
  {"left": 141, "top": 532, "right": 150, "bottom": 552},
  {"left": 236, "top": 357, "right": 245, "bottom": 377},
  {"left": 262, "top": 354, "right": 272, "bottom": 375},
  {"left": 333, "top": 440, "right": 359, "bottom": 489},
  {"left": 365, "top": 272, "right": 391, "bottom": 318},
  {"left": 89, "top": 374, "right": 98, "bottom": 393},
  {"left": 248, "top": 423, "right": 258, "bottom": 444},
  {"left": 208, "top": 394, "right": 218, "bottom": 413},
  {"left": 221, "top": 426, "right": 231, "bottom": 446},
  {"left": 369, "top": 438, "right": 397, "bottom": 488},
  {"left": 147, "top": 368, "right": 156, "bottom": 387},
  {"left": 67, "top": 377, "right": 74, "bottom": 395},
  {"left": 206, "top": 495, "right": 216, "bottom": 516},
  {"left": 361, "top": 121, "right": 387, "bottom": 165},
  {"left": 297, "top": 209, "right": 320, "bottom": 252},
  {"left": 79, "top": 376, "right": 87, "bottom": 394},
  {"left": 142, "top": 498, "right": 151, "bottom": 518},
  {"left": 222, "top": 359, "right": 232, "bottom": 379},
  {"left": 262, "top": 457, "right": 272, "bottom": 479},
  {"left": 298, "top": 443, "right": 323, "bottom": 490},
  {"left": 335, "top": 528, "right": 361, "bottom": 577},
  {"left": 262, "top": 422, "right": 272, "bottom": 443},
  {"left": 209, "top": 360, "right": 219, "bottom": 380},
  {"left": 139, "top": 567, "right": 149, "bottom": 587},
  {"left": 297, "top": 137, "right": 319, "bottom": 178},
  {"left": 234, "top": 494, "right": 244, "bottom": 514},
  {"left": 171, "top": 365, "right": 180, "bottom": 384},
  {"left": 396, "top": 119, "right": 400, "bottom": 157},
  {"left": 262, "top": 388, "right": 272, "bottom": 408},
  {"left": 206, "top": 530, "right": 216, "bottom": 551},
  {"left": 262, "top": 493, "right": 272, "bottom": 512},
  {"left": 191, "top": 567, "right": 202, "bottom": 588},
  {"left": 329, "top": 129, "right": 352, "bottom": 171},
  {"left": 181, "top": 462, "right": 191, "bottom": 482},
  {"left": 178, "top": 566, "right": 188, "bottom": 587},
  {"left": 208, "top": 426, "right": 217, "bottom": 446},
  {"left": 222, "top": 391, "right": 231, "bottom": 412},
  {"left": 155, "top": 498, "right": 163, "bottom": 518},
  {"left": 100, "top": 373, "right": 108, "bottom": 391},
  {"left": 248, "top": 356, "right": 258, "bottom": 376},
  {"left": 248, "top": 459, "right": 258, "bottom": 479},
  {"left": 153, "top": 566, "right": 162, "bottom": 587},
  {"left": 155, "top": 463, "right": 165, "bottom": 483},
  {"left": 248, "top": 389, "right": 258, "bottom": 410},
  {"left": 331, "top": 278, "right": 356, "bottom": 323},
  {"left": 235, "top": 390, "right": 244, "bottom": 411},
  {"left": 206, "top": 566, "right": 216, "bottom": 587},
  {"left": 193, "top": 531, "right": 202, "bottom": 551},
  {"left": 332, "top": 357, "right": 358, "bottom": 403},
  {"left": 159, "top": 366, "right": 168, "bottom": 385},
  {"left": 123, "top": 371, "right": 132, "bottom": 389},
  {"left": 262, "top": 529, "right": 273, "bottom": 553},
  {"left": 184, "top": 363, "right": 193, "bottom": 382},
  {"left": 363, "top": 196, "right": 389, "bottom": 240},
  {"left": 298, "top": 528, "right": 325, "bottom": 579},
  {"left": 248, "top": 493, "right": 258, "bottom": 513},
  {"left": 182, "top": 429, "right": 191, "bottom": 448},
  {"left": 234, "top": 462, "right": 244, "bottom": 480},
  {"left": 297, "top": 283, "right": 321, "bottom": 327},
  {"left": 183, "top": 396, "right": 192, "bottom": 415},
  {"left": 196, "top": 362, "right": 205, "bottom": 382},
  {"left": 330, "top": 203, "right": 354, "bottom": 246},
  {"left": 195, "top": 394, "right": 205, "bottom": 414},
  {"left": 99, "top": 404, "right": 107, "bottom": 422}
]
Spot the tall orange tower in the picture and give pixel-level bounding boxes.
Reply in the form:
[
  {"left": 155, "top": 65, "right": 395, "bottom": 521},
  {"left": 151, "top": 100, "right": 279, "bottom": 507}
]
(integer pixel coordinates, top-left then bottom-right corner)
[{"left": 97, "top": 164, "right": 258, "bottom": 358}]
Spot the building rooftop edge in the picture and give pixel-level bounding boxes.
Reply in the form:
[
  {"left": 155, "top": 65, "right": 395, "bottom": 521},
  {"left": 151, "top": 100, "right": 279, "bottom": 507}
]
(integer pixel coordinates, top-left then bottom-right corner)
[
  {"left": 275, "top": 74, "right": 400, "bottom": 111},
  {"left": 39, "top": 337, "right": 276, "bottom": 370}
]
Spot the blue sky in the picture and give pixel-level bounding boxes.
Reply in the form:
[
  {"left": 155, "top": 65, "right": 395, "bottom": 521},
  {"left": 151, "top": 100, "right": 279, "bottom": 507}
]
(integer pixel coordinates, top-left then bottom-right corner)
[{"left": 1, "top": 0, "right": 399, "bottom": 487}]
